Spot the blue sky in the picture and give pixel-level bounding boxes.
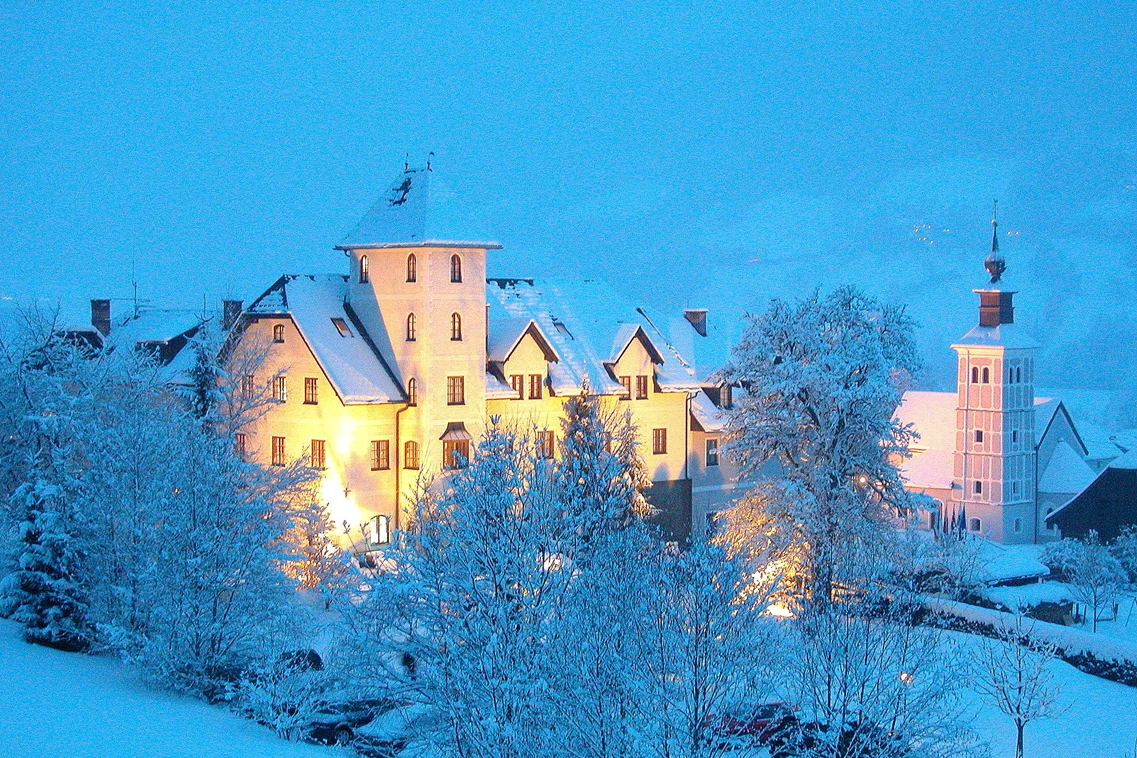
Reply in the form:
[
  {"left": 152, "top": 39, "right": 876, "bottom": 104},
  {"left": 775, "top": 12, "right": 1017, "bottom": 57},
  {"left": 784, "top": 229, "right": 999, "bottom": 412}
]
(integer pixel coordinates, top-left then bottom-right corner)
[{"left": 1, "top": 2, "right": 1135, "bottom": 394}]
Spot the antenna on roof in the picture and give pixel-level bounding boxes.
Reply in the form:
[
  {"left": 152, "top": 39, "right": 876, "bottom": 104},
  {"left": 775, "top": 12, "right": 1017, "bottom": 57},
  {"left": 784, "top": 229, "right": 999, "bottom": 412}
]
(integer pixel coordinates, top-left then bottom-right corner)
[
  {"left": 427, "top": 151, "right": 434, "bottom": 171},
  {"left": 404, "top": 153, "right": 409, "bottom": 172},
  {"left": 131, "top": 255, "right": 139, "bottom": 318}
]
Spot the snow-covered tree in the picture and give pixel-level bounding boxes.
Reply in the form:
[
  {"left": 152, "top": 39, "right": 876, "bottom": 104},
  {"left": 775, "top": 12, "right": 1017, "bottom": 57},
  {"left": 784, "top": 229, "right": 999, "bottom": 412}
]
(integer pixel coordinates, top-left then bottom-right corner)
[
  {"left": 1112, "top": 525, "right": 1137, "bottom": 584},
  {"left": 1068, "top": 532, "right": 1126, "bottom": 632},
  {"left": 974, "top": 614, "right": 1063, "bottom": 758},
  {"left": 784, "top": 599, "right": 982, "bottom": 758},
  {"left": 716, "top": 286, "right": 922, "bottom": 609}
]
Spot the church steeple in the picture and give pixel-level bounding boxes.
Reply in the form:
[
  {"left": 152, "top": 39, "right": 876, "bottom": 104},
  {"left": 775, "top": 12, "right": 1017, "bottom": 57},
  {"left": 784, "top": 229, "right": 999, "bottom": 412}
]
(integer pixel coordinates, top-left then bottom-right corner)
[{"left": 975, "top": 202, "right": 1015, "bottom": 327}]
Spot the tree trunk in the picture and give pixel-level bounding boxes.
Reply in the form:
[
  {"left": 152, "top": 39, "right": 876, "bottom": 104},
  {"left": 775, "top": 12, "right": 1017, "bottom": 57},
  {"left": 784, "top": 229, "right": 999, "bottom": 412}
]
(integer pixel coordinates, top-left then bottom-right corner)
[{"left": 1016, "top": 720, "right": 1025, "bottom": 758}]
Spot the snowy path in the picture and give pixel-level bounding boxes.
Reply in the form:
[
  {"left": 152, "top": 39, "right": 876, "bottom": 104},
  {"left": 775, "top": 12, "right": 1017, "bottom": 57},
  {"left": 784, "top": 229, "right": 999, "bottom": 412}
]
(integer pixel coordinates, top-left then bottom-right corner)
[{"left": 0, "top": 620, "right": 338, "bottom": 758}]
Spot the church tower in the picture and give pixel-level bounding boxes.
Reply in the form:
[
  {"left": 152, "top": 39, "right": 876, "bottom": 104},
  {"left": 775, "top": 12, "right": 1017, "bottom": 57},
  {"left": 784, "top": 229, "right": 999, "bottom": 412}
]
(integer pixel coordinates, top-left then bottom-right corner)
[{"left": 950, "top": 207, "right": 1039, "bottom": 543}]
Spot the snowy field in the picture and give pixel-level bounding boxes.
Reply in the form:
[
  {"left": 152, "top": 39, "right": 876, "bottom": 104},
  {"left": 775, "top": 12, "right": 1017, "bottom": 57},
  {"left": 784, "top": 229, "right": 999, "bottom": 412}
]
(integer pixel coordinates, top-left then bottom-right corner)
[{"left": 0, "top": 620, "right": 337, "bottom": 758}]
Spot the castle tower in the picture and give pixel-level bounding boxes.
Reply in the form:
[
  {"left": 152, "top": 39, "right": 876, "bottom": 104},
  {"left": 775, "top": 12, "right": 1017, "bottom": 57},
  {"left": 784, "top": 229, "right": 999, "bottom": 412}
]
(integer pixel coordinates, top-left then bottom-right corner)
[
  {"left": 950, "top": 208, "right": 1039, "bottom": 543},
  {"left": 336, "top": 159, "right": 498, "bottom": 518}
]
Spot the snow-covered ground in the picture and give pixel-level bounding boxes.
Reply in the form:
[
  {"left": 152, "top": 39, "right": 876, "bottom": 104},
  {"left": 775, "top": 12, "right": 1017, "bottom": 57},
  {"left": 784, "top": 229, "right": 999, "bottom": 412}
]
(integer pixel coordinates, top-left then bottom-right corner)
[{"left": 0, "top": 620, "right": 338, "bottom": 758}]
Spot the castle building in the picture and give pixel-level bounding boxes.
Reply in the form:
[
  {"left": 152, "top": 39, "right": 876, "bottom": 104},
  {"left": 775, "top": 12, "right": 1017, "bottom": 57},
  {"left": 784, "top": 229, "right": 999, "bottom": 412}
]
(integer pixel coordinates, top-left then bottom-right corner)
[
  {"left": 218, "top": 162, "right": 740, "bottom": 547},
  {"left": 894, "top": 216, "right": 1099, "bottom": 543}
]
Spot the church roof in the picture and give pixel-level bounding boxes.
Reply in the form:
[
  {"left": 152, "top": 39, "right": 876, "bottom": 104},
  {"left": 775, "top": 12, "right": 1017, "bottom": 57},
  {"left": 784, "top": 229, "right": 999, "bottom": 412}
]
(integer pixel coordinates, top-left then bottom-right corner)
[
  {"left": 247, "top": 274, "right": 403, "bottom": 404},
  {"left": 336, "top": 164, "right": 501, "bottom": 250},
  {"left": 953, "top": 323, "right": 1041, "bottom": 350},
  {"left": 1039, "top": 439, "right": 1098, "bottom": 494}
]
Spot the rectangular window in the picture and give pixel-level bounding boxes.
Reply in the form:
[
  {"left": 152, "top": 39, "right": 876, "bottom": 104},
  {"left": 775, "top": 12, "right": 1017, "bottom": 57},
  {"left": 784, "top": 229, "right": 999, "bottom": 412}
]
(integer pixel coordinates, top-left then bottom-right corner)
[
  {"left": 1012, "top": 481, "right": 1018, "bottom": 495},
  {"left": 404, "top": 441, "right": 419, "bottom": 470},
  {"left": 272, "top": 376, "right": 287, "bottom": 403},
  {"left": 371, "top": 440, "right": 390, "bottom": 471},
  {"left": 618, "top": 376, "right": 632, "bottom": 400},
  {"left": 528, "top": 374, "right": 543, "bottom": 400},
  {"left": 705, "top": 438, "right": 719, "bottom": 467},
  {"left": 271, "top": 436, "right": 286, "bottom": 466},
  {"left": 1012, "top": 430, "right": 1018, "bottom": 443},
  {"left": 975, "top": 429, "right": 983, "bottom": 443},
  {"left": 509, "top": 374, "right": 524, "bottom": 399},
  {"left": 242, "top": 375, "right": 254, "bottom": 398},
  {"left": 304, "top": 377, "right": 318, "bottom": 405},
  {"left": 447, "top": 376, "right": 465, "bottom": 406},
  {"left": 636, "top": 375, "right": 649, "bottom": 400},
  {"left": 368, "top": 515, "right": 390, "bottom": 546},
  {"left": 310, "top": 439, "right": 325, "bottom": 470},
  {"left": 652, "top": 428, "right": 667, "bottom": 455},
  {"left": 235, "top": 433, "right": 246, "bottom": 458},
  {"left": 974, "top": 480, "right": 983, "bottom": 494},
  {"left": 537, "top": 430, "right": 555, "bottom": 460},
  {"left": 442, "top": 439, "right": 470, "bottom": 470}
]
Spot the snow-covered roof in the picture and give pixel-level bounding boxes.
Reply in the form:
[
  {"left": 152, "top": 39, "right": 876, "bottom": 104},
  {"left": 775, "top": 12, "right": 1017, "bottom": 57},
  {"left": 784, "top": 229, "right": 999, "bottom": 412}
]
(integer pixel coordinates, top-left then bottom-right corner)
[
  {"left": 248, "top": 275, "right": 403, "bottom": 404},
  {"left": 486, "top": 317, "right": 559, "bottom": 364},
  {"left": 485, "top": 370, "right": 518, "bottom": 400},
  {"left": 1039, "top": 440, "right": 1098, "bottom": 494},
  {"left": 977, "top": 542, "right": 1050, "bottom": 585},
  {"left": 952, "top": 323, "right": 1041, "bottom": 350},
  {"left": 337, "top": 165, "right": 500, "bottom": 250},
  {"left": 691, "top": 390, "right": 728, "bottom": 433},
  {"left": 896, "top": 391, "right": 957, "bottom": 451},
  {"left": 1107, "top": 448, "right": 1137, "bottom": 471},
  {"left": 486, "top": 278, "right": 701, "bottom": 396},
  {"left": 111, "top": 309, "right": 202, "bottom": 345}
]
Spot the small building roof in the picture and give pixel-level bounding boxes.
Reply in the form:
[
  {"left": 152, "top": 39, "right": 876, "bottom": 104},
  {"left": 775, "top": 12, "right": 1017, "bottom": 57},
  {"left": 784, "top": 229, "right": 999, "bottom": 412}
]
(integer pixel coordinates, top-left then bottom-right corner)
[
  {"left": 248, "top": 275, "right": 403, "bottom": 404},
  {"left": 691, "top": 390, "right": 728, "bottom": 433},
  {"left": 1039, "top": 439, "right": 1098, "bottom": 494},
  {"left": 337, "top": 164, "right": 500, "bottom": 250}
]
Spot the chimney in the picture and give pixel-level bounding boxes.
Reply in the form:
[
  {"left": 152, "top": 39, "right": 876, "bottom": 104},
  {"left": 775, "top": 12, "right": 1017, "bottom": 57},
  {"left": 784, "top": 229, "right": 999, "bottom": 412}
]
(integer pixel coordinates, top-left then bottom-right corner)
[
  {"left": 91, "top": 299, "right": 111, "bottom": 336},
  {"left": 684, "top": 308, "right": 708, "bottom": 337},
  {"left": 222, "top": 299, "right": 244, "bottom": 331}
]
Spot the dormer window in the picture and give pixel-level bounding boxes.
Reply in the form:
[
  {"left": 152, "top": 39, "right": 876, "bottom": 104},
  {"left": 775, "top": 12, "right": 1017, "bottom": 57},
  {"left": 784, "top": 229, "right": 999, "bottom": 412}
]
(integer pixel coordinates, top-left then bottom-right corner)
[
  {"left": 273, "top": 324, "right": 285, "bottom": 343},
  {"left": 450, "top": 254, "right": 462, "bottom": 283},
  {"left": 331, "top": 317, "right": 353, "bottom": 338},
  {"left": 407, "top": 253, "right": 417, "bottom": 282},
  {"left": 450, "top": 312, "right": 462, "bottom": 341},
  {"left": 359, "top": 255, "right": 369, "bottom": 284},
  {"left": 406, "top": 313, "right": 417, "bottom": 342}
]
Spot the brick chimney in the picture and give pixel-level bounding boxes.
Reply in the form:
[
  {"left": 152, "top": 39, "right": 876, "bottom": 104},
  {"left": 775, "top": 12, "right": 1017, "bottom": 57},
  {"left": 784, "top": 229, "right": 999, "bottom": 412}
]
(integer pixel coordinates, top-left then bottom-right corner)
[
  {"left": 91, "top": 299, "right": 111, "bottom": 336},
  {"left": 222, "top": 299, "right": 243, "bottom": 331}
]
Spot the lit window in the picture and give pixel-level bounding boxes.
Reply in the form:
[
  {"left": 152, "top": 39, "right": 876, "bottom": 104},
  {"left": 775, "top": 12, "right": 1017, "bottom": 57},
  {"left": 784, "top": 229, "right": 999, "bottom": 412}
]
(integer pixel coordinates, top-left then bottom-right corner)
[
  {"left": 331, "top": 317, "right": 353, "bottom": 337},
  {"left": 706, "top": 438, "right": 719, "bottom": 467},
  {"left": 450, "top": 254, "right": 462, "bottom": 283},
  {"left": 272, "top": 376, "right": 287, "bottom": 403},
  {"left": 968, "top": 517, "right": 981, "bottom": 532},
  {"left": 368, "top": 515, "right": 390, "bottom": 546},
  {"left": 451, "top": 312, "right": 462, "bottom": 341},
  {"left": 235, "top": 433, "right": 246, "bottom": 459},
  {"left": 975, "top": 430, "right": 983, "bottom": 443},
  {"left": 636, "top": 375, "right": 649, "bottom": 399},
  {"left": 443, "top": 439, "right": 470, "bottom": 469},
  {"left": 982, "top": 367, "right": 990, "bottom": 384},
  {"left": 407, "top": 378, "right": 417, "bottom": 407},
  {"left": 371, "top": 440, "right": 390, "bottom": 471},
  {"left": 271, "top": 436, "right": 286, "bottom": 466},
  {"left": 652, "top": 428, "right": 667, "bottom": 455},
  {"left": 447, "top": 376, "right": 465, "bottom": 406},
  {"left": 273, "top": 324, "right": 285, "bottom": 343},
  {"left": 528, "top": 374, "right": 543, "bottom": 400},
  {"left": 509, "top": 374, "right": 524, "bottom": 399},
  {"left": 618, "top": 376, "right": 631, "bottom": 400},
  {"left": 406, "top": 313, "right": 417, "bottom": 342},
  {"left": 304, "top": 377, "right": 318, "bottom": 405},
  {"left": 537, "top": 430, "right": 555, "bottom": 460},
  {"left": 974, "top": 480, "right": 983, "bottom": 494},
  {"left": 359, "top": 255, "right": 369, "bottom": 284},
  {"left": 406, "top": 254, "right": 417, "bottom": 282},
  {"left": 310, "top": 439, "right": 325, "bottom": 470},
  {"left": 404, "top": 440, "right": 419, "bottom": 470}
]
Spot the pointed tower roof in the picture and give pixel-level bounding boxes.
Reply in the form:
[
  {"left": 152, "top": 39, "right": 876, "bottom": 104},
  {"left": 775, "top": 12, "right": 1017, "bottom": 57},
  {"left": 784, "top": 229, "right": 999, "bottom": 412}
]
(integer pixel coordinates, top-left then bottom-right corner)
[
  {"left": 984, "top": 199, "right": 1007, "bottom": 285},
  {"left": 336, "top": 157, "right": 501, "bottom": 250}
]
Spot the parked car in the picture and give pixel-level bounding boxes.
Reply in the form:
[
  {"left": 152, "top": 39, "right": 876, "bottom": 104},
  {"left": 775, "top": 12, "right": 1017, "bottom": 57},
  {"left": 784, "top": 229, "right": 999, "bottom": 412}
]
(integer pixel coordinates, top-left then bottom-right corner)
[
  {"left": 768, "top": 719, "right": 908, "bottom": 758},
  {"left": 351, "top": 702, "right": 436, "bottom": 758},
  {"left": 303, "top": 695, "right": 396, "bottom": 746},
  {"left": 706, "top": 702, "right": 797, "bottom": 745}
]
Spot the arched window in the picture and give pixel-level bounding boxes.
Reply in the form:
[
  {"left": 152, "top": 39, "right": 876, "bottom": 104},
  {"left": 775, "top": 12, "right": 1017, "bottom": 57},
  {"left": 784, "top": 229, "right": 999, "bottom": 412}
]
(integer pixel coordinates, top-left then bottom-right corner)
[
  {"left": 273, "top": 324, "right": 285, "bottom": 343},
  {"left": 450, "top": 254, "right": 462, "bottom": 283},
  {"left": 359, "top": 254, "right": 369, "bottom": 284},
  {"left": 404, "top": 441, "right": 419, "bottom": 470},
  {"left": 971, "top": 367, "right": 979, "bottom": 384},
  {"left": 982, "top": 367, "right": 990, "bottom": 384},
  {"left": 1007, "top": 366, "right": 1014, "bottom": 384},
  {"left": 1016, "top": 366, "right": 1022, "bottom": 383},
  {"left": 406, "top": 313, "right": 417, "bottom": 342},
  {"left": 406, "top": 253, "right": 417, "bottom": 282},
  {"left": 450, "top": 312, "right": 462, "bottom": 341},
  {"left": 407, "top": 378, "right": 417, "bottom": 406}
]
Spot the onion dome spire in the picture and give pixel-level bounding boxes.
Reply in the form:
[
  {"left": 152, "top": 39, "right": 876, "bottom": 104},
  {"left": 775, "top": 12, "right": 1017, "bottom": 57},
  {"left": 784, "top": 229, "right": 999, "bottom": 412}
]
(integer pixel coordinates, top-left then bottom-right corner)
[{"left": 984, "top": 200, "right": 1006, "bottom": 284}]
